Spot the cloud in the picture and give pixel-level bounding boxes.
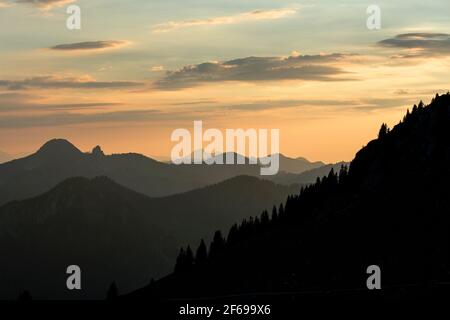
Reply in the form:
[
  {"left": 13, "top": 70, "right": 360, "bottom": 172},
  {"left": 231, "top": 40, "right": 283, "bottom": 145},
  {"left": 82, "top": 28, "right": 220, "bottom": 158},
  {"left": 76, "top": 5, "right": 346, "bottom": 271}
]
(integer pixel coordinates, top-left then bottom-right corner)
[
  {"left": 0, "top": 75, "right": 144, "bottom": 90},
  {"left": 0, "top": 1, "right": 13, "bottom": 8},
  {"left": 218, "top": 99, "right": 359, "bottom": 111},
  {"left": 215, "top": 97, "right": 415, "bottom": 112},
  {"left": 0, "top": 108, "right": 206, "bottom": 128},
  {"left": 14, "top": 0, "right": 75, "bottom": 9},
  {"left": 49, "top": 41, "right": 128, "bottom": 52},
  {"left": 353, "top": 97, "right": 417, "bottom": 111},
  {"left": 155, "top": 53, "right": 355, "bottom": 90},
  {"left": 149, "top": 66, "right": 164, "bottom": 72},
  {"left": 0, "top": 109, "right": 157, "bottom": 128},
  {"left": 378, "top": 33, "right": 450, "bottom": 57},
  {"left": 0, "top": 92, "right": 123, "bottom": 113},
  {"left": 153, "top": 7, "right": 298, "bottom": 33},
  {"left": 393, "top": 89, "right": 449, "bottom": 96}
]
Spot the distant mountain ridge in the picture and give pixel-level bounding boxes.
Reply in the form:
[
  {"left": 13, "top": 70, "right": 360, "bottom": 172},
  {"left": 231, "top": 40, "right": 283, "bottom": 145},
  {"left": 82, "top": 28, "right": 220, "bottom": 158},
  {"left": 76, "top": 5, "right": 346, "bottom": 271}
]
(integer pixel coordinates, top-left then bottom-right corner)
[
  {"left": 269, "top": 162, "right": 348, "bottom": 185},
  {"left": 0, "top": 174, "right": 298, "bottom": 299},
  {"left": 262, "top": 153, "right": 325, "bottom": 174},
  {"left": 0, "top": 139, "right": 255, "bottom": 205},
  {"left": 0, "top": 139, "right": 340, "bottom": 206},
  {"left": 129, "top": 93, "right": 450, "bottom": 300}
]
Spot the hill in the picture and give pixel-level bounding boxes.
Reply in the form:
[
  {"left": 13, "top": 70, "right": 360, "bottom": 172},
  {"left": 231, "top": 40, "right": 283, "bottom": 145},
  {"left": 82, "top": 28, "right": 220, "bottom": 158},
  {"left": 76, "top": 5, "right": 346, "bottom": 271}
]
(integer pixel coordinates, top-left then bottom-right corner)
[
  {"left": 0, "top": 141, "right": 334, "bottom": 206},
  {"left": 0, "top": 175, "right": 298, "bottom": 299},
  {"left": 263, "top": 154, "right": 325, "bottom": 174},
  {"left": 267, "top": 161, "right": 348, "bottom": 185},
  {"left": 129, "top": 93, "right": 450, "bottom": 300},
  {"left": 0, "top": 140, "right": 260, "bottom": 205}
]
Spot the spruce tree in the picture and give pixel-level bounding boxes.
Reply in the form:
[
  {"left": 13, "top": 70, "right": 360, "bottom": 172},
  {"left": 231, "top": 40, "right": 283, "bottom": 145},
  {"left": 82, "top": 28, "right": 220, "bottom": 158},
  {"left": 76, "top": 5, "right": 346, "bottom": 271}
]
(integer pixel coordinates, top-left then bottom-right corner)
[{"left": 195, "top": 239, "right": 208, "bottom": 265}]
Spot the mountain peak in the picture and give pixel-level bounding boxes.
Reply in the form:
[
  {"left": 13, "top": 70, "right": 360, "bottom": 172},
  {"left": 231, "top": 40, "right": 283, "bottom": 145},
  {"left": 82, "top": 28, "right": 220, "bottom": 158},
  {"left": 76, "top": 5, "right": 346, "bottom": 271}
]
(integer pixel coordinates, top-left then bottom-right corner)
[{"left": 36, "top": 139, "right": 82, "bottom": 157}]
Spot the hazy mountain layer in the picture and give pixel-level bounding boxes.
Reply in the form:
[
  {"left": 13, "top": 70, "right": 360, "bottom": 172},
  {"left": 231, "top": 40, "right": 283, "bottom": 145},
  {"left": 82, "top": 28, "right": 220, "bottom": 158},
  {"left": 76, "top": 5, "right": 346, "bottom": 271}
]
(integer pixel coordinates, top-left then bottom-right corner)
[
  {"left": 0, "top": 140, "right": 333, "bottom": 206},
  {"left": 0, "top": 175, "right": 298, "bottom": 299},
  {"left": 130, "top": 94, "right": 450, "bottom": 300}
]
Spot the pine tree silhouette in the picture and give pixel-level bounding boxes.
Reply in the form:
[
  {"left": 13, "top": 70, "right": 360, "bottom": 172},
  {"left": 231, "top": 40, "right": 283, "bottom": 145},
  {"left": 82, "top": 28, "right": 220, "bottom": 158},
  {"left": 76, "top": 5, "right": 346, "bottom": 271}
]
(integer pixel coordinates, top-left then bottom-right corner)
[
  {"left": 378, "top": 123, "right": 389, "bottom": 139},
  {"left": 195, "top": 239, "right": 208, "bottom": 265},
  {"left": 139, "top": 94, "right": 450, "bottom": 301},
  {"left": 174, "top": 247, "right": 186, "bottom": 273},
  {"left": 209, "top": 231, "right": 225, "bottom": 260},
  {"left": 271, "top": 205, "right": 278, "bottom": 222},
  {"left": 185, "top": 246, "right": 194, "bottom": 269}
]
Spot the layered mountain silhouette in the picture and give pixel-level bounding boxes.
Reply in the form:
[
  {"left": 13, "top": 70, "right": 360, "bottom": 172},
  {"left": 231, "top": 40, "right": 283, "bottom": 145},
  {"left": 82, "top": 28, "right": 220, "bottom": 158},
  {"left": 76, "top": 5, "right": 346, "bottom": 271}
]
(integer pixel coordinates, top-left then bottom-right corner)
[
  {"left": 269, "top": 161, "right": 348, "bottom": 185},
  {"left": 0, "top": 140, "right": 336, "bottom": 206},
  {"left": 129, "top": 93, "right": 450, "bottom": 300},
  {"left": 0, "top": 174, "right": 298, "bottom": 299},
  {"left": 262, "top": 154, "right": 325, "bottom": 174}
]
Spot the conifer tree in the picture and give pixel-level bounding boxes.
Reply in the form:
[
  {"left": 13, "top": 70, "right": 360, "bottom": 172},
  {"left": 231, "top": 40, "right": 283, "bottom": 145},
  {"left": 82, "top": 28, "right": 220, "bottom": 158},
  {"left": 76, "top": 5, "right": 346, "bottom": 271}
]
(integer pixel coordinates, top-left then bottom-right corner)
[
  {"left": 271, "top": 205, "right": 278, "bottom": 222},
  {"left": 261, "top": 210, "right": 269, "bottom": 225},
  {"left": 195, "top": 239, "right": 208, "bottom": 265},
  {"left": 209, "top": 231, "right": 225, "bottom": 259},
  {"left": 185, "top": 246, "right": 194, "bottom": 268},
  {"left": 378, "top": 123, "right": 389, "bottom": 139},
  {"left": 174, "top": 247, "right": 186, "bottom": 273},
  {"left": 278, "top": 203, "right": 285, "bottom": 219}
]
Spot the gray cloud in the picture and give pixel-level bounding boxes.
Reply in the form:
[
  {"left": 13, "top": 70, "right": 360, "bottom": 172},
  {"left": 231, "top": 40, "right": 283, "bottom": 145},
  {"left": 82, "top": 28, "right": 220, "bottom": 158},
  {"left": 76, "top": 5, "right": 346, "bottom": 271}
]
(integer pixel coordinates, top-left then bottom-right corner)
[
  {"left": 153, "top": 7, "right": 298, "bottom": 33},
  {"left": 350, "top": 97, "right": 417, "bottom": 112},
  {"left": 0, "top": 92, "right": 123, "bottom": 113},
  {"left": 218, "top": 97, "right": 415, "bottom": 112},
  {"left": 0, "top": 109, "right": 159, "bottom": 128},
  {"left": 0, "top": 76, "right": 144, "bottom": 90},
  {"left": 378, "top": 33, "right": 450, "bottom": 57},
  {"left": 0, "top": 108, "right": 208, "bottom": 128},
  {"left": 217, "top": 99, "right": 359, "bottom": 111},
  {"left": 155, "top": 53, "right": 356, "bottom": 90},
  {"left": 50, "top": 41, "right": 127, "bottom": 51}
]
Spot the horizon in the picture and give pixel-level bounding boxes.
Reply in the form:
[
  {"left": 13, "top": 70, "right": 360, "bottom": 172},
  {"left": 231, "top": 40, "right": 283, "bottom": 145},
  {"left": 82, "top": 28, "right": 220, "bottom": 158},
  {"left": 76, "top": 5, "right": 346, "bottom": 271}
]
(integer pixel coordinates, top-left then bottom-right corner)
[
  {"left": 1, "top": 1, "right": 450, "bottom": 163},
  {"left": 2, "top": 1, "right": 450, "bottom": 303},
  {"left": 0, "top": 137, "right": 335, "bottom": 164}
]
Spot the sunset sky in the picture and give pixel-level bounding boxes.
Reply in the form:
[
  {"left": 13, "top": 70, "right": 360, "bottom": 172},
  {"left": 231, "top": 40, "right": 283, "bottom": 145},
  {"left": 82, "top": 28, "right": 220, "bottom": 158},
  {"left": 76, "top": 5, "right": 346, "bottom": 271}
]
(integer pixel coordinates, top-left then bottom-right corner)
[{"left": 0, "top": 0, "right": 449, "bottom": 162}]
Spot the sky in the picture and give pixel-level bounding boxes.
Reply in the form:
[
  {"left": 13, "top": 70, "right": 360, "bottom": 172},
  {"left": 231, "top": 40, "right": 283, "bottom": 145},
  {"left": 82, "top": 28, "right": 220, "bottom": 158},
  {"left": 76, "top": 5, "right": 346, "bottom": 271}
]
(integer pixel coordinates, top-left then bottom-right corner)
[{"left": 0, "top": 0, "right": 449, "bottom": 162}]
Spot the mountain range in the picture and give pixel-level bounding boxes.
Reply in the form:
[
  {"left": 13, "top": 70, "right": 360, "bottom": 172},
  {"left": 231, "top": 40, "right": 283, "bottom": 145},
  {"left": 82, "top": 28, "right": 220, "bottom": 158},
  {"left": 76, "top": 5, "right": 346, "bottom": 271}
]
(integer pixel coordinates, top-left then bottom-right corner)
[
  {"left": 129, "top": 93, "right": 450, "bottom": 301},
  {"left": 0, "top": 140, "right": 342, "bottom": 206},
  {"left": 0, "top": 174, "right": 298, "bottom": 299}
]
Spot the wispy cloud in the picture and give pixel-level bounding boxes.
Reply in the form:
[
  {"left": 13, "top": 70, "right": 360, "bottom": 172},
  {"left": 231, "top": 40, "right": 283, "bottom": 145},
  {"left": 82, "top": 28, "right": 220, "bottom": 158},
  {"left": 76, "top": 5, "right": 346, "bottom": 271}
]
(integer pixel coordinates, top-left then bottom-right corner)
[
  {"left": 0, "top": 93, "right": 121, "bottom": 113},
  {"left": 49, "top": 41, "right": 128, "bottom": 52},
  {"left": 14, "top": 0, "right": 76, "bottom": 9},
  {"left": 155, "top": 53, "right": 356, "bottom": 90},
  {"left": 378, "top": 33, "right": 450, "bottom": 58},
  {"left": 212, "top": 97, "right": 415, "bottom": 112},
  {"left": 0, "top": 75, "right": 144, "bottom": 90},
  {"left": 153, "top": 7, "right": 298, "bottom": 33},
  {"left": 0, "top": 108, "right": 207, "bottom": 128},
  {"left": 149, "top": 66, "right": 165, "bottom": 72},
  {"left": 0, "top": 1, "right": 13, "bottom": 8}
]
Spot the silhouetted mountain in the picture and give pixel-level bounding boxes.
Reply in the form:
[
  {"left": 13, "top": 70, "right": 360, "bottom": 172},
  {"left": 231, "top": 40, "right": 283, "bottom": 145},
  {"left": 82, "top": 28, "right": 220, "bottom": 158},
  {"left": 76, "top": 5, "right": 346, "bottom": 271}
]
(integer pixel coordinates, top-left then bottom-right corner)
[
  {"left": 0, "top": 175, "right": 298, "bottom": 299},
  {"left": 268, "top": 162, "right": 348, "bottom": 185},
  {"left": 0, "top": 140, "right": 258, "bottom": 205},
  {"left": 129, "top": 93, "right": 450, "bottom": 300},
  {"left": 262, "top": 154, "right": 325, "bottom": 174},
  {"left": 179, "top": 151, "right": 325, "bottom": 174},
  {"left": 0, "top": 140, "right": 335, "bottom": 206}
]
